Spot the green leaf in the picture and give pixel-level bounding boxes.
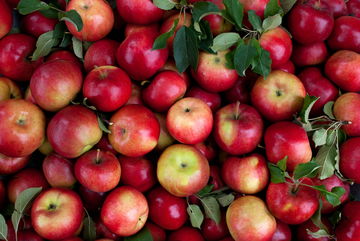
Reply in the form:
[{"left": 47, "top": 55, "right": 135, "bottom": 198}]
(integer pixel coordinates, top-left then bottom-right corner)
[
  {"left": 153, "top": 19, "right": 179, "bottom": 50},
  {"left": 97, "top": 115, "right": 111, "bottom": 134},
  {"left": 39, "top": 8, "right": 59, "bottom": 18},
  {"left": 225, "top": 49, "right": 235, "bottom": 69},
  {"left": 200, "top": 196, "right": 221, "bottom": 224},
  {"left": 0, "top": 214, "right": 7, "bottom": 241},
  {"left": 234, "top": 42, "right": 257, "bottom": 76},
  {"left": 59, "top": 10, "right": 83, "bottom": 31},
  {"left": 53, "top": 22, "right": 66, "bottom": 39},
  {"left": 251, "top": 46, "right": 271, "bottom": 78},
  {"left": 124, "top": 227, "right": 154, "bottom": 241},
  {"left": 326, "top": 186, "right": 345, "bottom": 207},
  {"left": 315, "top": 145, "right": 337, "bottom": 180},
  {"left": 83, "top": 215, "right": 96, "bottom": 241},
  {"left": 313, "top": 128, "right": 328, "bottom": 148},
  {"left": 264, "top": 0, "right": 284, "bottom": 18},
  {"left": 326, "top": 129, "right": 337, "bottom": 146},
  {"left": 72, "top": 36, "right": 83, "bottom": 59},
  {"left": 60, "top": 34, "right": 72, "bottom": 48},
  {"left": 311, "top": 200, "right": 329, "bottom": 232},
  {"left": 192, "top": 1, "right": 220, "bottom": 22},
  {"left": 268, "top": 163, "right": 286, "bottom": 184},
  {"left": 222, "top": 0, "right": 244, "bottom": 29},
  {"left": 11, "top": 212, "right": 21, "bottom": 240},
  {"left": 187, "top": 204, "right": 204, "bottom": 229},
  {"left": 278, "top": 156, "right": 288, "bottom": 172},
  {"left": 217, "top": 193, "right": 235, "bottom": 207},
  {"left": 173, "top": 26, "right": 199, "bottom": 73},
  {"left": 32, "top": 31, "right": 59, "bottom": 61},
  {"left": 197, "top": 20, "right": 214, "bottom": 53},
  {"left": 299, "top": 94, "right": 319, "bottom": 124},
  {"left": 153, "top": 0, "right": 175, "bottom": 10},
  {"left": 323, "top": 101, "right": 335, "bottom": 119},
  {"left": 293, "top": 161, "right": 321, "bottom": 180},
  {"left": 280, "top": 0, "right": 297, "bottom": 14},
  {"left": 307, "top": 229, "right": 331, "bottom": 239},
  {"left": 196, "top": 184, "right": 214, "bottom": 198},
  {"left": 262, "top": 14, "right": 282, "bottom": 32},
  {"left": 328, "top": 210, "right": 342, "bottom": 227},
  {"left": 247, "top": 10, "right": 262, "bottom": 32},
  {"left": 17, "top": 0, "right": 49, "bottom": 15},
  {"left": 211, "top": 32, "right": 240, "bottom": 52}
]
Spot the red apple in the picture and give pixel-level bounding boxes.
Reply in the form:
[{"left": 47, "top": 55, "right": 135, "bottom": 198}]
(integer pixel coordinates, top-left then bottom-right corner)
[
  {"left": 274, "top": 60, "right": 295, "bottom": 74},
  {"left": 126, "top": 83, "right": 143, "bottom": 105},
  {"left": 203, "top": 0, "right": 232, "bottom": 36},
  {"left": 46, "top": 50, "right": 82, "bottom": 69},
  {"left": 42, "top": 154, "right": 76, "bottom": 188},
  {"left": 347, "top": 0, "right": 360, "bottom": 17},
  {"left": 146, "top": 222, "right": 166, "bottom": 241},
  {"left": 193, "top": 140, "right": 217, "bottom": 162},
  {"left": 159, "top": 59, "right": 191, "bottom": 87},
  {"left": 239, "top": 0, "right": 271, "bottom": 19},
  {"left": 297, "top": 218, "right": 332, "bottom": 241},
  {"left": 0, "top": 153, "right": 29, "bottom": 175},
  {"left": 84, "top": 39, "right": 119, "bottom": 72},
  {"left": 201, "top": 212, "right": 230, "bottom": 241},
  {"left": 339, "top": 137, "right": 360, "bottom": 184},
  {"left": 335, "top": 201, "right": 360, "bottom": 241},
  {"left": 0, "top": 77, "right": 21, "bottom": 101},
  {"left": 95, "top": 136, "right": 117, "bottom": 155},
  {"left": 209, "top": 165, "right": 225, "bottom": 190},
  {"left": 0, "top": 180, "right": 5, "bottom": 208},
  {"left": 168, "top": 226, "right": 205, "bottom": 241},
  {"left": 224, "top": 74, "right": 258, "bottom": 104},
  {"left": 0, "top": 0, "right": 12, "bottom": 39},
  {"left": 18, "top": 230, "right": 44, "bottom": 241},
  {"left": 271, "top": 220, "right": 292, "bottom": 241},
  {"left": 291, "top": 42, "right": 328, "bottom": 67},
  {"left": 95, "top": 218, "right": 118, "bottom": 240},
  {"left": 78, "top": 185, "right": 106, "bottom": 212},
  {"left": 21, "top": 11, "right": 58, "bottom": 37},
  {"left": 186, "top": 86, "right": 222, "bottom": 112}
]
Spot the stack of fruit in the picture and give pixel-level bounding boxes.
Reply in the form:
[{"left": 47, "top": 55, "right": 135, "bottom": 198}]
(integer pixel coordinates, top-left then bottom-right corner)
[{"left": 0, "top": 0, "right": 360, "bottom": 240}]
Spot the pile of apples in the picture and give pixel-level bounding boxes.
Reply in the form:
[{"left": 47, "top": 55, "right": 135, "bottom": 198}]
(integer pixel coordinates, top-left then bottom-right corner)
[{"left": 0, "top": 0, "right": 360, "bottom": 240}]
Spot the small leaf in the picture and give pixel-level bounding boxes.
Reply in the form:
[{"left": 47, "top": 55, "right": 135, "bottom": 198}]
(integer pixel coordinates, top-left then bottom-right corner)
[
  {"left": 247, "top": 10, "right": 262, "bottom": 32},
  {"left": 196, "top": 184, "right": 214, "bottom": 198},
  {"left": 124, "top": 227, "right": 154, "bottom": 241},
  {"left": 262, "top": 14, "right": 282, "bottom": 32},
  {"left": 293, "top": 161, "right": 321, "bottom": 180},
  {"left": 234, "top": 42, "right": 257, "bottom": 76},
  {"left": 211, "top": 32, "right": 240, "bottom": 52},
  {"left": 59, "top": 34, "right": 72, "bottom": 48},
  {"left": 217, "top": 193, "right": 235, "bottom": 207},
  {"left": 326, "top": 186, "right": 345, "bottom": 207},
  {"left": 32, "top": 31, "right": 59, "bottom": 61},
  {"left": 222, "top": 0, "right": 244, "bottom": 29},
  {"left": 197, "top": 20, "right": 214, "bottom": 53},
  {"left": 97, "top": 115, "right": 111, "bottom": 134},
  {"left": 311, "top": 200, "right": 329, "bottom": 232},
  {"left": 187, "top": 204, "right": 204, "bottom": 229},
  {"left": 323, "top": 101, "right": 335, "bottom": 119},
  {"left": 264, "top": 0, "right": 284, "bottom": 18},
  {"left": 315, "top": 145, "right": 337, "bottom": 180},
  {"left": 0, "top": 214, "right": 7, "bottom": 241},
  {"left": 200, "top": 196, "right": 221, "bottom": 224},
  {"left": 17, "top": 0, "right": 49, "bottom": 15},
  {"left": 313, "top": 128, "right": 328, "bottom": 148},
  {"left": 153, "top": 0, "right": 175, "bottom": 10},
  {"left": 83, "top": 215, "right": 96, "bottom": 241},
  {"left": 153, "top": 19, "right": 179, "bottom": 50},
  {"left": 278, "top": 156, "right": 287, "bottom": 172},
  {"left": 192, "top": 1, "right": 220, "bottom": 22},
  {"left": 11, "top": 211, "right": 22, "bottom": 240},
  {"left": 72, "top": 36, "right": 83, "bottom": 59},
  {"left": 251, "top": 46, "right": 271, "bottom": 78},
  {"left": 299, "top": 94, "right": 319, "bottom": 124},
  {"left": 225, "top": 49, "right": 235, "bottom": 69},
  {"left": 307, "top": 229, "right": 331, "bottom": 239},
  {"left": 268, "top": 163, "right": 286, "bottom": 184},
  {"left": 280, "top": 0, "right": 297, "bottom": 14},
  {"left": 326, "top": 129, "right": 337, "bottom": 146},
  {"left": 60, "top": 10, "right": 83, "bottom": 31},
  {"left": 53, "top": 22, "right": 66, "bottom": 39}
]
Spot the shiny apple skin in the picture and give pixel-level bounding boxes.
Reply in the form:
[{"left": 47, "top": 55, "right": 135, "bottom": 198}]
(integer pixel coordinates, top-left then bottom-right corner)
[
  {"left": 78, "top": 185, "right": 106, "bottom": 212},
  {"left": 239, "top": 0, "right": 271, "bottom": 18},
  {"left": 84, "top": 39, "right": 119, "bottom": 72},
  {"left": 168, "top": 226, "right": 205, "bottom": 241},
  {"left": 21, "top": 11, "right": 58, "bottom": 37},
  {"left": 201, "top": 212, "right": 230, "bottom": 241},
  {"left": 274, "top": 60, "right": 295, "bottom": 74},
  {"left": 0, "top": 0, "right": 12, "bottom": 39},
  {"left": 347, "top": 0, "right": 360, "bottom": 18},
  {"left": 292, "top": 42, "right": 328, "bottom": 67},
  {"left": 146, "top": 222, "right": 166, "bottom": 241},
  {"left": 296, "top": 218, "right": 332, "bottom": 241},
  {"left": 147, "top": 186, "right": 187, "bottom": 230},
  {"left": 335, "top": 201, "right": 360, "bottom": 241},
  {"left": 42, "top": 153, "right": 76, "bottom": 188},
  {"left": 271, "top": 220, "right": 292, "bottom": 241},
  {"left": 46, "top": 50, "right": 82, "bottom": 69},
  {"left": 186, "top": 86, "right": 222, "bottom": 112},
  {"left": 0, "top": 153, "right": 29, "bottom": 175},
  {"left": 339, "top": 137, "right": 360, "bottom": 184},
  {"left": 0, "top": 77, "right": 22, "bottom": 101},
  {"left": 109, "top": 104, "right": 160, "bottom": 157}
]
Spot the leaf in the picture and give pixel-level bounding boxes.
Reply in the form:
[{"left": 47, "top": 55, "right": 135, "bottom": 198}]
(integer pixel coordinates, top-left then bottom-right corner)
[
  {"left": 0, "top": 214, "right": 7, "bottom": 241},
  {"left": 264, "top": 0, "right": 284, "bottom": 18},
  {"left": 222, "top": 0, "right": 244, "bottom": 29},
  {"left": 234, "top": 42, "right": 257, "bottom": 76},
  {"left": 197, "top": 20, "right": 214, "bottom": 53},
  {"left": 97, "top": 115, "right": 111, "bottom": 134},
  {"left": 192, "top": 1, "right": 220, "bottom": 22},
  {"left": 293, "top": 162, "right": 321, "bottom": 180},
  {"left": 60, "top": 34, "right": 72, "bottom": 48},
  {"left": 53, "top": 22, "right": 66, "bottom": 39},
  {"left": 323, "top": 101, "right": 335, "bottom": 119},
  {"left": 124, "top": 227, "right": 154, "bottom": 241},
  {"left": 217, "top": 193, "right": 235, "bottom": 207},
  {"left": 311, "top": 200, "right": 329, "bottom": 232},
  {"left": 313, "top": 128, "right": 328, "bottom": 148},
  {"left": 326, "top": 129, "right": 337, "bottom": 146},
  {"left": 11, "top": 211, "right": 21, "bottom": 240},
  {"left": 200, "top": 196, "right": 221, "bottom": 224},
  {"left": 268, "top": 163, "right": 286, "bottom": 184},
  {"left": 280, "top": 0, "right": 297, "bottom": 14},
  {"left": 83, "top": 215, "right": 96, "bottom": 241},
  {"left": 247, "top": 10, "right": 262, "bottom": 32},
  {"left": 328, "top": 210, "right": 342, "bottom": 227},
  {"left": 211, "top": 32, "right": 240, "bottom": 52},
  {"left": 196, "top": 184, "right": 214, "bottom": 198},
  {"left": 59, "top": 10, "right": 83, "bottom": 31},
  {"left": 225, "top": 49, "right": 235, "bottom": 69},
  {"left": 307, "top": 229, "right": 332, "bottom": 239},
  {"left": 326, "top": 186, "right": 345, "bottom": 207},
  {"left": 32, "top": 31, "right": 59, "bottom": 61},
  {"left": 251, "top": 46, "right": 271, "bottom": 78},
  {"left": 187, "top": 204, "right": 204, "bottom": 229},
  {"left": 299, "top": 95, "right": 319, "bottom": 124},
  {"left": 315, "top": 145, "right": 337, "bottom": 180},
  {"left": 17, "top": 0, "right": 49, "bottom": 15},
  {"left": 173, "top": 26, "right": 199, "bottom": 73},
  {"left": 72, "top": 36, "right": 83, "bottom": 59},
  {"left": 262, "top": 14, "right": 282, "bottom": 32},
  {"left": 153, "top": 0, "right": 175, "bottom": 10},
  {"left": 39, "top": 8, "right": 59, "bottom": 18},
  {"left": 278, "top": 156, "right": 288, "bottom": 172},
  {"left": 153, "top": 19, "right": 179, "bottom": 50}
]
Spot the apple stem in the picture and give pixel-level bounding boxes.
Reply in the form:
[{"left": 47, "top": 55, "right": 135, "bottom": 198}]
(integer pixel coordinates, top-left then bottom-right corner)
[
  {"left": 234, "top": 101, "right": 241, "bottom": 120},
  {"left": 95, "top": 149, "right": 101, "bottom": 164}
]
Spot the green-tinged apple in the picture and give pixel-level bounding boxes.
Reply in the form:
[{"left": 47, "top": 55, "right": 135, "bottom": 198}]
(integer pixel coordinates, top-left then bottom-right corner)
[
  {"left": 333, "top": 92, "right": 360, "bottom": 136},
  {"left": 31, "top": 188, "right": 84, "bottom": 240},
  {"left": 226, "top": 195, "right": 276, "bottom": 241},
  {"left": 101, "top": 186, "right": 149, "bottom": 236},
  {"left": 0, "top": 77, "right": 22, "bottom": 101},
  {"left": 155, "top": 113, "right": 175, "bottom": 151},
  {"left": 38, "top": 138, "right": 53, "bottom": 155},
  {"left": 47, "top": 105, "right": 102, "bottom": 159},
  {"left": 0, "top": 99, "right": 45, "bottom": 157},
  {"left": 42, "top": 154, "right": 76, "bottom": 188},
  {"left": 166, "top": 97, "right": 213, "bottom": 145},
  {"left": 157, "top": 144, "right": 210, "bottom": 197}
]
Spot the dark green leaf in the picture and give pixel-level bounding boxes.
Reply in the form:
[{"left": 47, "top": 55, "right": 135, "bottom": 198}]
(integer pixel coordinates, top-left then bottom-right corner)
[
  {"left": 197, "top": 20, "right": 214, "bottom": 53},
  {"left": 225, "top": 49, "right": 235, "bottom": 69},
  {"left": 234, "top": 42, "right": 257, "bottom": 76},
  {"left": 323, "top": 101, "right": 335, "bottom": 119},
  {"left": 59, "top": 10, "right": 83, "bottom": 31},
  {"left": 251, "top": 47, "right": 271, "bottom": 78},
  {"left": 217, "top": 193, "right": 235, "bottom": 207},
  {"left": 268, "top": 163, "right": 286, "bottom": 183},
  {"left": 39, "top": 6, "right": 59, "bottom": 18},
  {"left": 32, "top": 31, "right": 59, "bottom": 60},
  {"left": 247, "top": 10, "right": 262, "bottom": 32},
  {"left": 124, "top": 227, "right": 154, "bottom": 241},
  {"left": 313, "top": 128, "right": 328, "bottom": 148},
  {"left": 59, "top": 34, "right": 72, "bottom": 48},
  {"left": 17, "top": 0, "right": 49, "bottom": 15},
  {"left": 328, "top": 210, "right": 342, "bottom": 227},
  {"left": 0, "top": 214, "right": 7, "bottom": 241},
  {"left": 196, "top": 184, "right": 214, "bottom": 198},
  {"left": 201, "top": 196, "right": 221, "bottom": 224},
  {"left": 187, "top": 204, "right": 204, "bottom": 229},
  {"left": 299, "top": 94, "right": 319, "bottom": 124},
  {"left": 153, "top": 19, "right": 179, "bottom": 50},
  {"left": 307, "top": 229, "right": 331, "bottom": 239},
  {"left": 83, "top": 215, "right": 96, "bottom": 241},
  {"left": 211, "top": 32, "right": 240, "bottom": 52},
  {"left": 72, "top": 36, "right": 83, "bottom": 59},
  {"left": 153, "top": 0, "right": 175, "bottom": 10},
  {"left": 264, "top": 0, "right": 284, "bottom": 18},
  {"left": 326, "top": 186, "right": 345, "bottom": 207},
  {"left": 192, "top": 1, "right": 220, "bottom": 22},
  {"left": 293, "top": 162, "right": 321, "bottom": 180},
  {"left": 262, "top": 14, "right": 282, "bottom": 32},
  {"left": 53, "top": 22, "right": 67, "bottom": 39},
  {"left": 97, "top": 115, "right": 111, "bottom": 134},
  {"left": 337, "top": 129, "right": 347, "bottom": 144},
  {"left": 173, "top": 26, "right": 199, "bottom": 73},
  {"left": 315, "top": 145, "right": 337, "bottom": 180},
  {"left": 222, "top": 0, "right": 244, "bottom": 29},
  {"left": 280, "top": 0, "right": 297, "bottom": 14}
]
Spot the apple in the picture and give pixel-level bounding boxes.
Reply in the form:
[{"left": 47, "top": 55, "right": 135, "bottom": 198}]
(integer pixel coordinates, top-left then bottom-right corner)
[
  {"left": 193, "top": 140, "right": 217, "bottom": 162},
  {"left": 239, "top": 0, "right": 271, "bottom": 19},
  {"left": 47, "top": 105, "right": 103, "bottom": 159},
  {"left": 251, "top": 70, "right": 306, "bottom": 122},
  {"left": 84, "top": 39, "right": 119, "bottom": 72},
  {"left": 0, "top": 180, "right": 5, "bottom": 208},
  {"left": 201, "top": 212, "right": 230, "bottom": 241},
  {"left": 18, "top": 230, "right": 44, "bottom": 241},
  {"left": 159, "top": 60, "right": 191, "bottom": 87},
  {"left": 30, "top": 59, "right": 83, "bottom": 112},
  {"left": 155, "top": 113, "right": 175, "bottom": 151},
  {"left": 157, "top": 144, "right": 210, "bottom": 197},
  {"left": 78, "top": 185, "right": 106, "bottom": 213},
  {"left": 166, "top": 97, "right": 213, "bottom": 145},
  {"left": 209, "top": 165, "right": 225, "bottom": 190},
  {"left": 0, "top": 99, "right": 45, "bottom": 157},
  {"left": 291, "top": 42, "right": 328, "bottom": 67},
  {"left": 21, "top": 11, "right": 58, "bottom": 37},
  {"left": 108, "top": 104, "right": 160, "bottom": 157},
  {"left": 38, "top": 138, "right": 53, "bottom": 156},
  {"left": 335, "top": 201, "right": 360, "bottom": 241},
  {"left": 168, "top": 226, "right": 205, "bottom": 241},
  {"left": 46, "top": 50, "right": 82, "bottom": 69},
  {"left": 271, "top": 220, "right": 292, "bottom": 241},
  {"left": 124, "top": 23, "right": 159, "bottom": 38},
  {"left": 66, "top": 0, "right": 114, "bottom": 42},
  {"left": 146, "top": 222, "right": 166, "bottom": 241},
  {"left": 126, "top": 83, "right": 143, "bottom": 105},
  {"left": 347, "top": 0, "right": 360, "bottom": 17},
  {"left": 0, "top": 153, "right": 29, "bottom": 175},
  {"left": 213, "top": 102, "right": 263, "bottom": 155},
  {"left": 95, "top": 218, "right": 118, "bottom": 240},
  {"left": 339, "top": 137, "right": 360, "bottom": 184},
  {"left": 203, "top": 0, "right": 232, "bottom": 36},
  {"left": 0, "top": 77, "right": 21, "bottom": 101},
  {"left": 274, "top": 60, "right": 295, "bottom": 74},
  {"left": 101, "top": 186, "right": 149, "bottom": 236},
  {"left": 226, "top": 195, "right": 276, "bottom": 241},
  {"left": 0, "top": 0, "right": 12, "bottom": 39},
  {"left": 42, "top": 153, "right": 76, "bottom": 188},
  {"left": 224, "top": 74, "right": 258, "bottom": 104},
  {"left": 265, "top": 121, "right": 312, "bottom": 172},
  {"left": 31, "top": 188, "right": 84, "bottom": 240},
  {"left": 83, "top": 66, "right": 132, "bottom": 112},
  {"left": 186, "top": 86, "right": 222, "bottom": 112},
  {"left": 296, "top": 218, "right": 332, "bottom": 241},
  {"left": 333, "top": 92, "right": 360, "bottom": 136}
]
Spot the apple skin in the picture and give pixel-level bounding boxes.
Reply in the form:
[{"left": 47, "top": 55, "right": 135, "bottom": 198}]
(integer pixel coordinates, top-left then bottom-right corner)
[
  {"left": 0, "top": 77, "right": 22, "bottom": 101},
  {"left": 347, "top": 0, "right": 360, "bottom": 18},
  {"left": 157, "top": 144, "right": 210, "bottom": 197},
  {"left": 291, "top": 42, "right": 328, "bottom": 67},
  {"left": 147, "top": 186, "right": 187, "bottom": 230},
  {"left": 213, "top": 102, "right": 263, "bottom": 155},
  {"left": 155, "top": 113, "right": 175, "bottom": 151},
  {"left": 95, "top": 136, "right": 117, "bottom": 155},
  {"left": 203, "top": 0, "right": 232, "bottom": 36},
  {"left": 42, "top": 154, "right": 76, "bottom": 188},
  {"left": 168, "top": 227, "right": 205, "bottom": 241},
  {"left": 191, "top": 50, "right": 238, "bottom": 93},
  {"left": 117, "top": 0, "right": 164, "bottom": 25},
  {"left": 201, "top": 212, "right": 230, "bottom": 241},
  {"left": 46, "top": 50, "right": 82, "bottom": 69},
  {"left": 159, "top": 60, "right": 191, "bottom": 87},
  {"left": 221, "top": 154, "right": 269, "bottom": 194},
  {"left": 0, "top": 153, "right": 29, "bottom": 175},
  {"left": 66, "top": 0, "right": 114, "bottom": 42},
  {"left": 146, "top": 222, "right": 166, "bottom": 241},
  {"left": 224, "top": 74, "right": 258, "bottom": 104},
  {"left": 0, "top": 0, "right": 12, "bottom": 39},
  {"left": 335, "top": 201, "right": 360, "bottom": 241},
  {"left": 271, "top": 220, "right": 292, "bottom": 241},
  {"left": 95, "top": 218, "right": 118, "bottom": 240},
  {"left": 339, "top": 137, "right": 360, "bottom": 184},
  {"left": 251, "top": 70, "right": 306, "bottom": 122},
  {"left": 109, "top": 104, "right": 160, "bottom": 157},
  {"left": 166, "top": 97, "right": 213, "bottom": 145},
  {"left": 18, "top": 230, "right": 45, "bottom": 241},
  {"left": 227, "top": 195, "right": 276, "bottom": 241},
  {"left": 21, "top": 11, "right": 58, "bottom": 37},
  {"left": 266, "top": 178, "right": 319, "bottom": 225},
  {"left": 84, "top": 39, "right": 119, "bottom": 72},
  {"left": 239, "top": 0, "right": 271, "bottom": 18},
  {"left": 75, "top": 150, "right": 121, "bottom": 193},
  {"left": 0, "top": 180, "right": 5, "bottom": 208},
  {"left": 186, "top": 86, "right": 222, "bottom": 112},
  {"left": 30, "top": 59, "right": 83, "bottom": 112},
  {"left": 31, "top": 188, "right": 84, "bottom": 240},
  {"left": 83, "top": 66, "right": 132, "bottom": 112},
  {"left": 126, "top": 83, "right": 143, "bottom": 105},
  {"left": 119, "top": 156, "right": 156, "bottom": 192},
  {"left": 325, "top": 50, "right": 360, "bottom": 92},
  {"left": 0, "top": 34, "right": 43, "bottom": 81},
  {"left": 78, "top": 185, "right": 106, "bottom": 213},
  {"left": 296, "top": 218, "right": 332, "bottom": 241},
  {"left": 47, "top": 105, "right": 103, "bottom": 159},
  {"left": 274, "top": 60, "right": 295, "bottom": 74},
  {"left": 0, "top": 99, "right": 46, "bottom": 157},
  {"left": 265, "top": 121, "right": 312, "bottom": 172},
  {"left": 333, "top": 92, "right": 360, "bottom": 136},
  {"left": 101, "top": 186, "right": 149, "bottom": 237}
]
